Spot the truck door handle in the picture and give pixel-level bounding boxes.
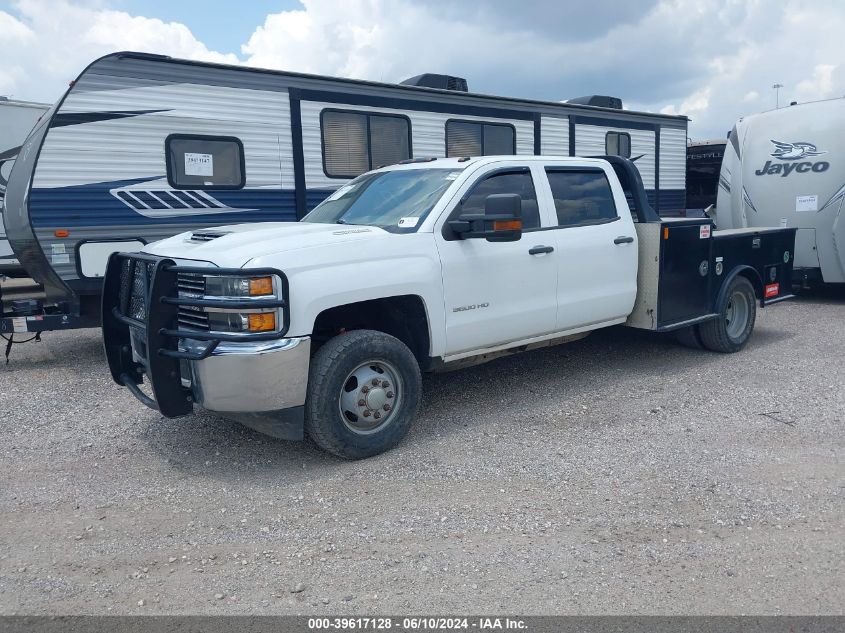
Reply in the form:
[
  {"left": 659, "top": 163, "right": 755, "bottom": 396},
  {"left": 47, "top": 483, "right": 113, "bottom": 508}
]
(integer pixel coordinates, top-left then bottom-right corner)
[
  {"left": 529, "top": 245, "right": 554, "bottom": 255},
  {"left": 614, "top": 236, "right": 634, "bottom": 244}
]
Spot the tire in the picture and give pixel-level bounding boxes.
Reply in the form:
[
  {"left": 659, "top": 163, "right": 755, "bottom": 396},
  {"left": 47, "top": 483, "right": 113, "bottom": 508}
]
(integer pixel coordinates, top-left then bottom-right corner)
[
  {"left": 675, "top": 324, "right": 704, "bottom": 349},
  {"left": 699, "top": 276, "right": 757, "bottom": 353},
  {"left": 305, "top": 329, "right": 422, "bottom": 459}
]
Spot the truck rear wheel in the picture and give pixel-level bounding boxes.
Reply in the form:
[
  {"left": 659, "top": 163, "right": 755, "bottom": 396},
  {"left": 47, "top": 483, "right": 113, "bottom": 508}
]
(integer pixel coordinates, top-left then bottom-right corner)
[
  {"left": 699, "top": 276, "right": 757, "bottom": 353},
  {"left": 305, "top": 329, "right": 422, "bottom": 459}
]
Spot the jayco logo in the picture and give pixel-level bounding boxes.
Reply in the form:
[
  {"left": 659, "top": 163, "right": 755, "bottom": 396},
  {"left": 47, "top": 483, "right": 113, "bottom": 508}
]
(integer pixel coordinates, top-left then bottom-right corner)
[{"left": 755, "top": 139, "right": 829, "bottom": 177}]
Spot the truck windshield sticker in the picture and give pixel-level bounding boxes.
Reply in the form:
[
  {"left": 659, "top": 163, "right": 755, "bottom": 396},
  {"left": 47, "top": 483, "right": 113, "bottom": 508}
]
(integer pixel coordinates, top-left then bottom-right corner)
[
  {"left": 184, "top": 152, "right": 213, "bottom": 177},
  {"left": 795, "top": 195, "right": 818, "bottom": 212},
  {"left": 398, "top": 217, "right": 419, "bottom": 228},
  {"left": 326, "top": 184, "right": 354, "bottom": 201}
]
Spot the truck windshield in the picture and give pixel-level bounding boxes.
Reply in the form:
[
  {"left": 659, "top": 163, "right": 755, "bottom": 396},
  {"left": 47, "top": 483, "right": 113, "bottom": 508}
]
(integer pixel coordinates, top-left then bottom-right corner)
[{"left": 302, "top": 168, "right": 461, "bottom": 232}]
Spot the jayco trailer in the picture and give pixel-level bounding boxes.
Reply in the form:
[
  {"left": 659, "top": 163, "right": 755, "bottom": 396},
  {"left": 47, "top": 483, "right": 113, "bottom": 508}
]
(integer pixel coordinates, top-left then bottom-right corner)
[
  {"left": 716, "top": 98, "right": 844, "bottom": 285},
  {"left": 3, "top": 51, "right": 688, "bottom": 336},
  {"left": 0, "top": 98, "right": 49, "bottom": 275}
]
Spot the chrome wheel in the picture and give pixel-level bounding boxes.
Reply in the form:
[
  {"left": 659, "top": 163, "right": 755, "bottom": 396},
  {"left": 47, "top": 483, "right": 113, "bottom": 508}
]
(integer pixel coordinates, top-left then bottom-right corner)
[
  {"left": 725, "top": 289, "right": 750, "bottom": 339},
  {"left": 338, "top": 360, "right": 402, "bottom": 434}
]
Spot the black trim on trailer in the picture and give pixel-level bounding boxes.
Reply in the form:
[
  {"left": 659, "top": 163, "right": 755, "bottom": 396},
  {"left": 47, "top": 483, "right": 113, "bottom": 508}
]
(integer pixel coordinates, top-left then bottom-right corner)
[
  {"left": 319, "top": 108, "right": 413, "bottom": 179},
  {"left": 288, "top": 89, "right": 308, "bottom": 219},
  {"left": 50, "top": 109, "right": 169, "bottom": 128},
  {"left": 444, "top": 119, "right": 517, "bottom": 158},
  {"left": 164, "top": 133, "right": 246, "bottom": 190},
  {"left": 568, "top": 119, "right": 576, "bottom": 157},
  {"left": 569, "top": 115, "right": 661, "bottom": 132},
  {"left": 654, "top": 126, "right": 661, "bottom": 212},
  {"left": 533, "top": 113, "right": 541, "bottom": 155},
  {"left": 301, "top": 89, "right": 534, "bottom": 122},
  {"left": 112, "top": 52, "right": 687, "bottom": 123}
]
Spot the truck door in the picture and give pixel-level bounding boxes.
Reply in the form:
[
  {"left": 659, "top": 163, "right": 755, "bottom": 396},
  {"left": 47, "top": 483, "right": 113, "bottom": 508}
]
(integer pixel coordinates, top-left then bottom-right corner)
[
  {"left": 434, "top": 166, "right": 558, "bottom": 355},
  {"left": 538, "top": 165, "right": 639, "bottom": 330}
]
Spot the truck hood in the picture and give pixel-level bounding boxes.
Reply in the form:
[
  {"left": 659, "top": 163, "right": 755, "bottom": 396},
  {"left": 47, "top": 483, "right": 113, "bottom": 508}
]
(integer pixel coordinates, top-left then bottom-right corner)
[{"left": 143, "top": 221, "right": 392, "bottom": 267}]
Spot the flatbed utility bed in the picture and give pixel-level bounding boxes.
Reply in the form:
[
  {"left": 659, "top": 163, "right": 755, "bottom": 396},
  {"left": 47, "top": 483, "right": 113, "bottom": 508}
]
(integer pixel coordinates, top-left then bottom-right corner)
[{"left": 626, "top": 216, "right": 796, "bottom": 332}]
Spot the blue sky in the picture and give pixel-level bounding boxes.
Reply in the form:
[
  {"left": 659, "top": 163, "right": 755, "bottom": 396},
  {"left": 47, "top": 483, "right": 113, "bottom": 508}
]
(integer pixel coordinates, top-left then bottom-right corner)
[{"left": 111, "top": 0, "right": 299, "bottom": 54}]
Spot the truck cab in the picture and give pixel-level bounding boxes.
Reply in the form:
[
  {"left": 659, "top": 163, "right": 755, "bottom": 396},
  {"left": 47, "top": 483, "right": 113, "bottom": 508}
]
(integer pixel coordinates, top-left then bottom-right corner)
[{"left": 102, "top": 156, "right": 795, "bottom": 459}]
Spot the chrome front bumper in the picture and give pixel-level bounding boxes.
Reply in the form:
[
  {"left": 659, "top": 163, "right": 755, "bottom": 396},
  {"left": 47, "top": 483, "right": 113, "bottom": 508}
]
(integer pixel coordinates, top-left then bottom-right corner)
[{"left": 179, "top": 336, "right": 311, "bottom": 414}]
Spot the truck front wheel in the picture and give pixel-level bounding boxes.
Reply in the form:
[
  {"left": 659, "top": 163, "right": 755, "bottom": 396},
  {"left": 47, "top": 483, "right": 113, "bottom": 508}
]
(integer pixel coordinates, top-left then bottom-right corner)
[
  {"left": 699, "top": 276, "right": 757, "bottom": 353},
  {"left": 305, "top": 329, "right": 422, "bottom": 459}
]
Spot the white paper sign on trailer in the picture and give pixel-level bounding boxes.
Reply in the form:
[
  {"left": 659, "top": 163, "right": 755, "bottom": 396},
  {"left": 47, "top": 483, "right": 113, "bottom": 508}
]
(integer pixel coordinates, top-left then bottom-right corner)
[{"left": 184, "top": 152, "right": 213, "bottom": 177}]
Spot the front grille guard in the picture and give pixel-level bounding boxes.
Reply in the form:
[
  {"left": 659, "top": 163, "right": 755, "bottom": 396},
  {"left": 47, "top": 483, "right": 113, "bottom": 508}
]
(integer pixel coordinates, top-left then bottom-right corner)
[{"left": 102, "top": 252, "right": 289, "bottom": 417}]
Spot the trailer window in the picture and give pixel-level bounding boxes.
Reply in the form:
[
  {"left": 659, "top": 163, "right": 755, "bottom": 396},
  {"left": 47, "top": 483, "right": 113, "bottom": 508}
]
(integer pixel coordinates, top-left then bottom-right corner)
[
  {"left": 545, "top": 169, "right": 618, "bottom": 227},
  {"left": 321, "top": 110, "right": 411, "bottom": 178},
  {"left": 605, "top": 132, "right": 631, "bottom": 158},
  {"left": 166, "top": 135, "right": 244, "bottom": 189},
  {"left": 446, "top": 120, "right": 516, "bottom": 157}
]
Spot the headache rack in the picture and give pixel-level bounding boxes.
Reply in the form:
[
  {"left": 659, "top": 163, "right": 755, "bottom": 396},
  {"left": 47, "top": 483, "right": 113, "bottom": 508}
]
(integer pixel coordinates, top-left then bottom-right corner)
[{"left": 101, "top": 252, "right": 289, "bottom": 416}]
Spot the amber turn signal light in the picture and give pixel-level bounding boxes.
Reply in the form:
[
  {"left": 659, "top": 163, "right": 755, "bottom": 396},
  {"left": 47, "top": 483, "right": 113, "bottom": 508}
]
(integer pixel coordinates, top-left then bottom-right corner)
[
  {"left": 54, "top": 229, "right": 70, "bottom": 238},
  {"left": 248, "top": 312, "right": 276, "bottom": 332},
  {"left": 493, "top": 220, "right": 522, "bottom": 231},
  {"left": 248, "top": 276, "right": 274, "bottom": 296}
]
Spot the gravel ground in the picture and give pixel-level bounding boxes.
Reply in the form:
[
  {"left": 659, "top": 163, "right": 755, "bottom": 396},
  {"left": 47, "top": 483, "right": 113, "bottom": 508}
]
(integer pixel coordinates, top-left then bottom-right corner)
[{"left": 0, "top": 290, "right": 842, "bottom": 615}]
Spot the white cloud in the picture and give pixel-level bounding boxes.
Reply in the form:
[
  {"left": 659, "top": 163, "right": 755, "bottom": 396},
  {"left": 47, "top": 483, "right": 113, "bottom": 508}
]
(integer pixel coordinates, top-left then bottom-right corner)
[
  {"left": 2, "top": 0, "right": 844, "bottom": 139},
  {"left": 0, "top": 0, "right": 235, "bottom": 103},
  {"left": 239, "top": 0, "right": 844, "bottom": 138},
  {"left": 638, "top": 0, "right": 845, "bottom": 137}
]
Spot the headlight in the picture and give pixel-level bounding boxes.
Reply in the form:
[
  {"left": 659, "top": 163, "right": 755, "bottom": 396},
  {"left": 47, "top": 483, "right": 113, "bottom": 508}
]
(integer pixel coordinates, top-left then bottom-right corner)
[
  {"left": 205, "top": 275, "right": 275, "bottom": 297},
  {"left": 186, "top": 272, "right": 283, "bottom": 335},
  {"left": 207, "top": 311, "right": 277, "bottom": 332}
]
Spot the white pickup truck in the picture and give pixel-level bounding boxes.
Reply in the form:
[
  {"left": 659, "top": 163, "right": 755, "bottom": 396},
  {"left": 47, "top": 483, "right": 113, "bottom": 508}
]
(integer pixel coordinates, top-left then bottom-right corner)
[{"left": 102, "top": 156, "right": 796, "bottom": 458}]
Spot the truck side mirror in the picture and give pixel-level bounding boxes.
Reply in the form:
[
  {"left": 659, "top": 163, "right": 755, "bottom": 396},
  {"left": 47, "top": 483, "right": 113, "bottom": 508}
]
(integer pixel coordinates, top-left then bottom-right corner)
[{"left": 447, "top": 193, "right": 523, "bottom": 242}]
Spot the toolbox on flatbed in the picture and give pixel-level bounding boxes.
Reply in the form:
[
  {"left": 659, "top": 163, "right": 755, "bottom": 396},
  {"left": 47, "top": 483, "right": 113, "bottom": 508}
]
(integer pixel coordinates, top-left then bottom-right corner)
[{"left": 626, "top": 217, "right": 796, "bottom": 331}]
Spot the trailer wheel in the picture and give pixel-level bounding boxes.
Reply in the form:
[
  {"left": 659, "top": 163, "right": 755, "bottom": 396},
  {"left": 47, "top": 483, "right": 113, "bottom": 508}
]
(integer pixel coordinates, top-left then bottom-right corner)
[
  {"left": 675, "top": 325, "right": 704, "bottom": 349},
  {"left": 699, "top": 276, "right": 757, "bottom": 353},
  {"left": 305, "top": 329, "right": 422, "bottom": 459}
]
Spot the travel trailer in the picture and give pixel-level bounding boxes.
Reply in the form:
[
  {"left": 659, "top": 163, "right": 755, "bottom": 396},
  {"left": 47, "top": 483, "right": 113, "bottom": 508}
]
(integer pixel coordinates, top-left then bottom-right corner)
[
  {"left": 716, "top": 98, "right": 844, "bottom": 285},
  {"left": 686, "top": 139, "right": 726, "bottom": 214},
  {"left": 3, "top": 51, "right": 688, "bottom": 336},
  {"left": 0, "top": 98, "right": 49, "bottom": 275}
]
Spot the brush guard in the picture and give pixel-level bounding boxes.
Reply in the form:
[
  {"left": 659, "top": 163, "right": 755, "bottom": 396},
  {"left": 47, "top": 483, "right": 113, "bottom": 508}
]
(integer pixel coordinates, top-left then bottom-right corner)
[{"left": 101, "top": 252, "right": 289, "bottom": 417}]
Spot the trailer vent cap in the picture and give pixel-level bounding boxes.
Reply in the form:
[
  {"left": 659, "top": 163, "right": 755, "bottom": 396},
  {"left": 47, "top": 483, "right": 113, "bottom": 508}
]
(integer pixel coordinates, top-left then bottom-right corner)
[
  {"left": 189, "top": 230, "right": 231, "bottom": 242},
  {"left": 566, "top": 95, "right": 623, "bottom": 110},
  {"left": 401, "top": 73, "right": 468, "bottom": 92}
]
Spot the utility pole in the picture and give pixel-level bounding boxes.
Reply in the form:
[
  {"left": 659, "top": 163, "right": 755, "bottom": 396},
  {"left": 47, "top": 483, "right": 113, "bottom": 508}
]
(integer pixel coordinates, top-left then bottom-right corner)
[{"left": 772, "top": 83, "right": 784, "bottom": 109}]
